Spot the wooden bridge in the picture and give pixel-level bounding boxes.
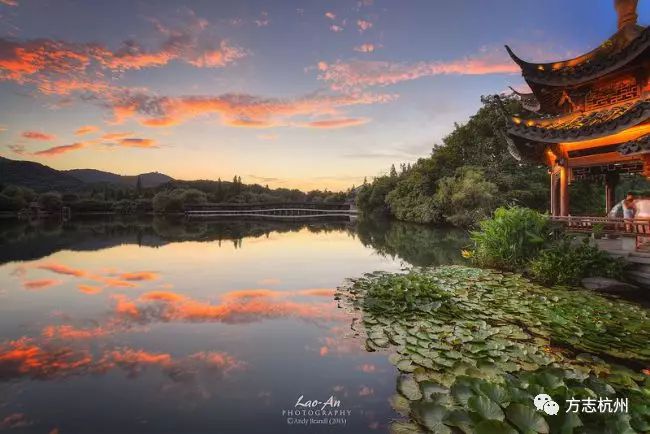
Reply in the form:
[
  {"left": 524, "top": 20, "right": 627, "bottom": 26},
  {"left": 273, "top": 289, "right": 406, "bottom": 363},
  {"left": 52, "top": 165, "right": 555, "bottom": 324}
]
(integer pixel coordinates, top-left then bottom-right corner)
[{"left": 185, "top": 202, "right": 358, "bottom": 219}]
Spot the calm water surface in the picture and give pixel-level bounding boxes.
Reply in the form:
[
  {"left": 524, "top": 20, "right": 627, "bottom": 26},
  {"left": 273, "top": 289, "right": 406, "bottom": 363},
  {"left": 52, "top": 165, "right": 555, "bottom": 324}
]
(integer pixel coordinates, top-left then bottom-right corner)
[{"left": 0, "top": 217, "right": 466, "bottom": 434}]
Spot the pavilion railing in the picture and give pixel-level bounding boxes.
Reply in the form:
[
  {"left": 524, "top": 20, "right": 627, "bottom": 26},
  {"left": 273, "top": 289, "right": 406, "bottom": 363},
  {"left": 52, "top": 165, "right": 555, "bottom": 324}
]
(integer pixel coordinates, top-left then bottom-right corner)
[{"left": 550, "top": 216, "right": 650, "bottom": 234}]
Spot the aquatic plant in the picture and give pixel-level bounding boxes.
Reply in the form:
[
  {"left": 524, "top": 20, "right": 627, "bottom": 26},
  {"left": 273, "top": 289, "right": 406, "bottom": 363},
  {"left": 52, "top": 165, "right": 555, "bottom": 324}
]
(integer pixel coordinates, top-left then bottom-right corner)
[
  {"left": 470, "top": 206, "right": 553, "bottom": 271},
  {"left": 529, "top": 238, "right": 626, "bottom": 286},
  {"left": 338, "top": 266, "right": 650, "bottom": 433}
]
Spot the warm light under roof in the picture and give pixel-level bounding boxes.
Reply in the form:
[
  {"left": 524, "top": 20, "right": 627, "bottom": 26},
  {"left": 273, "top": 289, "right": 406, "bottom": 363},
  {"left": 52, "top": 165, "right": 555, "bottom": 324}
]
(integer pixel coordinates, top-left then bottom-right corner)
[{"left": 560, "top": 123, "right": 650, "bottom": 151}]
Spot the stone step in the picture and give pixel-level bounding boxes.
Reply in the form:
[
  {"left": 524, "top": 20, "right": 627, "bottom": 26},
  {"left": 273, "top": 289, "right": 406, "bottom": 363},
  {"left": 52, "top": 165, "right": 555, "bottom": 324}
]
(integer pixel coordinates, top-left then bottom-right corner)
[
  {"left": 625, "top": 255, "right": 650, "bottom": 265},
  {"left": 625, "top": 270, "right": 650, "bottom": 288},
  {"left": 604, "top": 250, "right": 630, "bottom": 258},
  {"left": 632, "top": 260, "right": 650, "bottom": 269},
  {"left": 629, "top": 251, "right": 650, "bottom": 258}
]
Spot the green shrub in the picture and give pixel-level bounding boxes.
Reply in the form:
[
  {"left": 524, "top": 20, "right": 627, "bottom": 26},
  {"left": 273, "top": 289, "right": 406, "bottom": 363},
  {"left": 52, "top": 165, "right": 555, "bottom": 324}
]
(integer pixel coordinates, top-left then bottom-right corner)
[
  {"left": 470, "top": 206, "right": 553, "bottom": 270},
  {"left": 530, "top": 237, "right": 625, "bottom": 286}
]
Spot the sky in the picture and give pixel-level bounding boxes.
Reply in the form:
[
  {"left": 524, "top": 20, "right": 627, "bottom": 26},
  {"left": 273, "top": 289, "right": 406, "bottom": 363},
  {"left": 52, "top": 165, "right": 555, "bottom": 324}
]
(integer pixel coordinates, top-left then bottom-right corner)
[{"left": 0, "top": 0, "right": 648, "bottom": 191}]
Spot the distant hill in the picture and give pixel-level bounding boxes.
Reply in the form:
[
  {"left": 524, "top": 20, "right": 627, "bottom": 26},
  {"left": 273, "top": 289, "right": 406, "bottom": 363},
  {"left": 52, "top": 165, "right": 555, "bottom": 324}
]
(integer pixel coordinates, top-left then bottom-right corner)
[
  {"left": 65, "top": 169, "right": 173, "bottom": 188},
  {"left": 0, "top": 156, "right": 83, "bottom": 192},
  {"left": 0, "top": 156, "right": 173, "bottom": 191}
]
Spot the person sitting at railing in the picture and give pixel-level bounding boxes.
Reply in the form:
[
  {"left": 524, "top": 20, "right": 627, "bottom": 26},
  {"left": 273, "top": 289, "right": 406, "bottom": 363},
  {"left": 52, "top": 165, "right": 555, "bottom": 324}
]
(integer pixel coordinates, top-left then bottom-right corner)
[{"left": 623, "top": 192, "right": 636, "bottom": 232}]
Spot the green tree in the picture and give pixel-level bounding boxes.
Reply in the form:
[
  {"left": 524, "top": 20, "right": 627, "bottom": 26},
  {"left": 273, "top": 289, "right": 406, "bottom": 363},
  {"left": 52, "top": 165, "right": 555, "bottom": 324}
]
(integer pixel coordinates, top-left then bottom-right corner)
[
  {"left": 38, "top": 192, "right": 63, "bottom": 212},
  {"left": 434, "top": 167, "right": 498, "bottom": 227}
]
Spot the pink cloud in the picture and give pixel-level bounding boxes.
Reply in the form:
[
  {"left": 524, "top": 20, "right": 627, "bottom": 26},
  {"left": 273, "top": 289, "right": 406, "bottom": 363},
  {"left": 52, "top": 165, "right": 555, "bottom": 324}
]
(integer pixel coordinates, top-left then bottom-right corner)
[
  {"left": 22, "top": 279, "right": 62, "bottom": 290},
  {"left": 117, "top": 138, "right": 157, "bottom": 148},
  {"left": 357, "top": 19, "right": 373, "bottom": 32},
  {"left": 108, "top": 90, "right": 394, "bottom": 129},
  {"left": 330, "top": 25, "right": 344, "bottom": 33},
  {"left": 304, "top": 117, "right": 369, "bottom": 129},
  {"left": 33, "top": 142, "right": 85, "bottom": 156},
  {"left": 101, "top": 131, "right": 132, "bottom": 140},
  {"left": 0, "top": 0, "right": 19, "bottom": 6},
  {"left": 22, "top": 130, "right": 55, "bottom": 141},
  {"left": 38, "top": 263, "right": 86, "bottom": 277},
  {"left": 254, "top": 12, "right": 270, "bottom": 27},
  {"left": 317, "top": 50, "right": 520, "bottom": 93},
  {"left": 0, "top": 14, "right": 247, "bottom": 96},
  {"left": 325, "top": 12, "right": 336, "bottom": 20},
  {"left": 353, "top": 43, "right": 376, "bottom": 53},
  {"left": 74, "top": 125, "right": 99, "bottom": 136}
]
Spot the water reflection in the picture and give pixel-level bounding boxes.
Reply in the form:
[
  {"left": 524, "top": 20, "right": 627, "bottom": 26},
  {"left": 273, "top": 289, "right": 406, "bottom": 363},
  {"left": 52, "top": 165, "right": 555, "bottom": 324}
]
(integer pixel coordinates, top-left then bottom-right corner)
[{"left": 0, "top": 217, "right": 467, "bottom": 433}]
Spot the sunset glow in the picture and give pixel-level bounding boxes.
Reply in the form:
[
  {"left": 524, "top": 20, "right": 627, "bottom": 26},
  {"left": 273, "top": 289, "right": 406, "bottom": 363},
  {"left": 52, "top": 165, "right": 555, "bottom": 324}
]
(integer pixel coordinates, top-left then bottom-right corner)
[{"left": 1, "top": 0, "right": 643, "bottom": 190}]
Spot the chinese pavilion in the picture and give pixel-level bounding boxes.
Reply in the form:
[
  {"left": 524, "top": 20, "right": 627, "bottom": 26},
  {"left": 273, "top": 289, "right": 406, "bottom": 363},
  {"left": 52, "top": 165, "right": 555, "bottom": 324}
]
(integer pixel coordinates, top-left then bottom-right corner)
[{"left": 503, "top": 0, "right": 649, "bottom": 217}]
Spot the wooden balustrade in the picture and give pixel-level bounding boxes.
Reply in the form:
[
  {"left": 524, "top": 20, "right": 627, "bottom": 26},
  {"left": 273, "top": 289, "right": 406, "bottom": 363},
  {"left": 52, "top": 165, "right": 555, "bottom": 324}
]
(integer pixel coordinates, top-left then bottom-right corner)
[{"left": 550, "top": 215, "right": 650, "bottom": 235}]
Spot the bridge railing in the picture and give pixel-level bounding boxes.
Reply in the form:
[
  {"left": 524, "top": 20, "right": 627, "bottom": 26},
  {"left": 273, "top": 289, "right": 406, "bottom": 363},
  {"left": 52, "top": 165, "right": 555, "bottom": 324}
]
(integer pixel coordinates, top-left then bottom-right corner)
[
  {"left": 185, "top": 202, "right": 353, "bottom": 211},
  {"left": 184, "top": 202, "right": 357, "bottom": 218}
]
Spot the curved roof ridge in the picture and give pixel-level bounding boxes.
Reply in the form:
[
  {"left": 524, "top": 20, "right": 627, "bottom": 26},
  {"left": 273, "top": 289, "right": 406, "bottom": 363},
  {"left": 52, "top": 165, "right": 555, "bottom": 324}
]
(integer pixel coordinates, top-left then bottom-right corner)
[{"left": 506, "top": 25, "right": 649, "bottom": 86}]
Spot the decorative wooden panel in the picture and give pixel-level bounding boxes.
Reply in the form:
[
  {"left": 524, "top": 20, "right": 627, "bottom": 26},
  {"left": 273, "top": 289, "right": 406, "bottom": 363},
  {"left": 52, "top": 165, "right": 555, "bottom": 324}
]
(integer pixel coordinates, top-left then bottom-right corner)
[{"left": 585, "top": 77, "right": 640, "bottom": 111}]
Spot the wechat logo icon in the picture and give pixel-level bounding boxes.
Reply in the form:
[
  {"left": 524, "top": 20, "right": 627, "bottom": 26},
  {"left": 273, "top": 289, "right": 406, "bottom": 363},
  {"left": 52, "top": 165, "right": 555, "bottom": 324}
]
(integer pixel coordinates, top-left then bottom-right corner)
[{"left": 534, "top": 394, "right": 559, "bottom": 415}]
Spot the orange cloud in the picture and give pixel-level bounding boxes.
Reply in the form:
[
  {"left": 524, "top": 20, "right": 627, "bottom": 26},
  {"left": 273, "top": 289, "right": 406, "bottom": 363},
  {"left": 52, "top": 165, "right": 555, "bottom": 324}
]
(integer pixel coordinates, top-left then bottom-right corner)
[
  {"left": 112, "top": 294, "right": 141, "bottom": 318},
  {"left": 188, "top": 351, "right": 246, "bottom": 373},
  {"left": 0, "top": 337, "right": 93, "bottom": 380},
  {"left": 117, "top": 138, "right": 157, "bottom": 148},
  {"left": 0, "top": 0, "right": 18, "bottom": 6},
  {"left": 304, "top": 117, "right": 369, "bottom": 129},
  {"left": 325, "top": 12, "right": 336, "bottom": 20},
  {"left": 74, "top": 125, "right": 99, "bottom": 135},
  {"left": 0, "top": 338, "right": 245, "bottom": 382},
  {"left": 114, "top": 289, "right": 344, "bottom": 325},
  {"left": 102, "top": 348, "right": 172, "bottom": 368},
  {"left": 0, "top": 15, "right": 247, "bottom": 96},
  {"left": 101, "top": 131, "right": 132, "bottom": 140},
  {"left": 317, "top": 52, "right": 520, "bottom": 93},
  {"left": 109, "top": 91, "right": 394, "bottom": 129},
  {"left": 220, "top": 289, "right": 284, "bottom": 301},
  {"left": 42, "top": 324, "right": 109, "bottom": 340},
  {"left": 298, "top": 288, "right": 336, "bottom": 296},
  {"left": 22, "top": 279, "right": 62, "bottom": 290},
  {"left": 22, "top": 130, "right": 55, "bottom": 141},
  {"left": 141, "top": 291, "right": 186, "bottom": 302},
  {"left": 119, "top": 271, "right": 158, "bottom": 281},
  {"left": 38, "top": 263, "right": 86, "bottom": 277},
  {"left": 319, "top": 346, "right": 329, "bottom": 356},
  {"left": 78, "top": 284, "right": 102, "bottom": 294},
  {"left": 33, "top": 142, "right": 85, "bottom": 156},
  {"left": 95, "top": 277, "right": 137, "bottom": 288}
]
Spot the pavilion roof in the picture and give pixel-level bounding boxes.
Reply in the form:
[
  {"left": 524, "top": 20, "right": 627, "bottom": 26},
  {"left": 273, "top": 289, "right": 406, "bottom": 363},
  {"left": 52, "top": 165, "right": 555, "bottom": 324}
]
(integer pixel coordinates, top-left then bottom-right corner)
[
  {"left": 506, "top": 99, "right": 650, "bottom": 143},
  {"left": 505, "top": 26, "right": 649, "bottom": 87},
  {"left": 618, "top": 132, "right": 650, "bottom": 155}
]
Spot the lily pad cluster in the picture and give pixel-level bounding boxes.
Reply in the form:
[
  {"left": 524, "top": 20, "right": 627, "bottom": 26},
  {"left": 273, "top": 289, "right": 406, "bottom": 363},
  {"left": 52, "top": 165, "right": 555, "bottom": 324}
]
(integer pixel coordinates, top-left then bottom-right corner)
[{"left": 338, "top": 266, "right": 650, "bottom": 433}]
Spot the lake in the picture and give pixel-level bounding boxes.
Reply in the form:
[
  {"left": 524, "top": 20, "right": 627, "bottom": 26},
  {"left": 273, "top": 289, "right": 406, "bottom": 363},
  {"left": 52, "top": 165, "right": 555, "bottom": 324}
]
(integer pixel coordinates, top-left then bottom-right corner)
[{"left": 0, "top": 216, "right": 467, "bottom": 434}]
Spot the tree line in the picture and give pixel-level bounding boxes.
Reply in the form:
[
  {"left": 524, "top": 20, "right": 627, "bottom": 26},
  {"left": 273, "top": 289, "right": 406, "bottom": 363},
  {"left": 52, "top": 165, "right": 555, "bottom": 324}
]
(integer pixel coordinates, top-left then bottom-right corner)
[
  {"left": 0, "top": 175, "right": 354, "bottom": 215},
  {"left": 356, "top": 95, "right": 650, "bottom": 227}
]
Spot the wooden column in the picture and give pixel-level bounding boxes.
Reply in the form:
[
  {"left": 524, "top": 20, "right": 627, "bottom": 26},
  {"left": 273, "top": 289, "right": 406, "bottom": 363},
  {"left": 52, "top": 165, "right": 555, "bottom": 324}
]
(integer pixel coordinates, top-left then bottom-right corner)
[
  {"left": 560, "top": 166, "right": 569, "bottom": 216},
  {"left": 549, "top": 171, "right": 556, "bottom": 216},
  {"left": 605, "top": 174, "right": 618, "bottom": 214}
]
